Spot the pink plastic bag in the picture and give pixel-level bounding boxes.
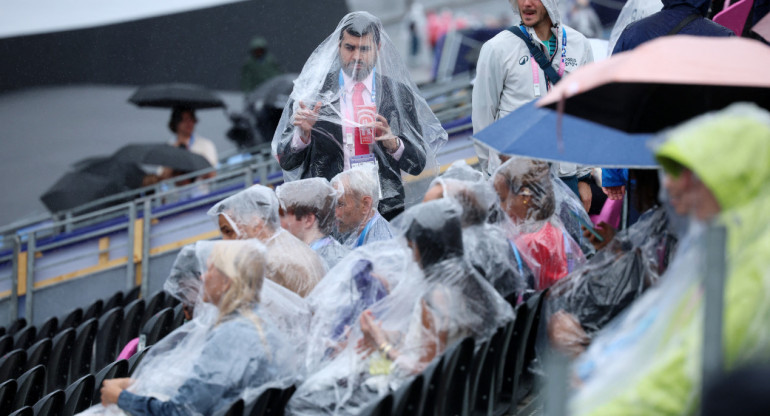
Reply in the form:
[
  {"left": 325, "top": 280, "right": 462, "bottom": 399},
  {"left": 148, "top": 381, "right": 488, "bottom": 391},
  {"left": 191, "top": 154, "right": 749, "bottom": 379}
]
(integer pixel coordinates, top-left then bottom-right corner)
[
  {"left": 117, "top": 337, "right": 139, "bottom": 361},
  {"left": 590, "top": 197, "right": 622, "bottom": 229}
]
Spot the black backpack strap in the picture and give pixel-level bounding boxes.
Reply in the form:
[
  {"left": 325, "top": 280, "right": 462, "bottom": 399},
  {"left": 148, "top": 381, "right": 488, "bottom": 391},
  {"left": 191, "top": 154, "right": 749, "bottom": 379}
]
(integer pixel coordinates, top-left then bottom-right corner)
[
  {"left": 667, "top": 13, "right": 700, "bottom": 35},
  {"left": 508, "top": 26, "right": 562, "bottom": 85}
]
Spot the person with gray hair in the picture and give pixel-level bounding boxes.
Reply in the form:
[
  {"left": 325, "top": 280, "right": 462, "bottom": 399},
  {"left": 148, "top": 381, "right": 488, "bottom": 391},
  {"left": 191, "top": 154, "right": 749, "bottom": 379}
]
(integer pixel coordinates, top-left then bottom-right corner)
[
  {"left": 207, "top": 184, "right": 326, "bottom": 297},
  {"left": 331, "top": 165, "right": 393, "bottom": 248},
  {"left": 276, "top": 177, "right": 350, "bottom": 269}
]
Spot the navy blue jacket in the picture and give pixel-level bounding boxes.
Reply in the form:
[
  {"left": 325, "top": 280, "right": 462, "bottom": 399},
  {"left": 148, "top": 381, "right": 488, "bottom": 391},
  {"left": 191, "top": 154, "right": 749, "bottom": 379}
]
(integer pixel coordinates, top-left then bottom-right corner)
[{"left": 613, "top": 0, "right": 734, "bottom": 54}]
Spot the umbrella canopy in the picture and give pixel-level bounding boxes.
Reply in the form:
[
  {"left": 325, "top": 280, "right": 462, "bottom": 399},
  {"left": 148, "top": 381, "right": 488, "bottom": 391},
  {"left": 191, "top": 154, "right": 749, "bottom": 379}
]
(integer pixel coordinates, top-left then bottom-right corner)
[
  {"left": 473, "top": 101, "right": 655, "bottom": 168},
  {"left": 112, "top": 143, "right": 212, "bottom": 172},
  {"left": 537, "top": 36, "right": 770, "bottom": 133},
  {"left": 40, "top": 159, "right": 146, "bottom": 213},
  {"left": 128, "top": 83, "right": 225, "bottom": 109}
]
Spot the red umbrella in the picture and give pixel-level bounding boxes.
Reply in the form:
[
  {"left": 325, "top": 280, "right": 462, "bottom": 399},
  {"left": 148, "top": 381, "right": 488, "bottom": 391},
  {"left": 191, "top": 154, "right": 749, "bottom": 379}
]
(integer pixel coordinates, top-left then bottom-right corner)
[{"left": 537, "top": 35, "right": 770, "bottom": 133}]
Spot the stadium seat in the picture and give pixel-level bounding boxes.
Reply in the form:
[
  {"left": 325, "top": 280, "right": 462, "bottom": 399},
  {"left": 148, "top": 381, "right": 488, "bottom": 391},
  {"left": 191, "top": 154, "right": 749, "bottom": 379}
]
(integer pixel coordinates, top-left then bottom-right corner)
[
  {"left": 140, "top": 292, "right": 166, "bottom": 328},
  {"left": 244, "top": 387, "right": 274, "bottom": 416},
  {"left": 91, "top": 359, "right": 128, "bottom": 405},
  {"left": 8, "top": 406, "right": 32, "bottom": 416},
  {"left": 7, "top": 319, "right": 27, "bottom": 336},
  {"left": 0, "top": 334, "right": 13, "bottom": 356},
  {"left": 47, "top": 329, "right": 75, "bottom": 392},
  {"left": 392, "top": 373, "right": 424, "bottom": 416},
  {"left": 25, "top": 338, "right": 52, "bottom": 371},
  {"left": 0, "top": 349, "right": 27, "bottom": 382},
  {"left": 0, "top": 379, "right": 17, "bottom": 415},
  {"left": 58, "top": 309, "right": 83, "bottom": 333},
  {"left": 418, "top": 354, "right": 445, "bottom": 416},
  {"left": 436, "top": 337, "right": 474, "bottom": 416},
  {"left": 13, "top": 326, "right": 36, "bottom": 351},
  {"left": 13, "top": 364, "right": 46, "bottom": 409},
  {"left": 68, "top": 319, "right": 97, "bottom": 384},
  {"left": 93, "top": 308, "right": 124, "bottom": 371},
  {"left": 118, "top": 299, "right": 145, "bottom": 349},
  {"left": 141, "top": 308, "right": 173, "bottom": 347},
  {"left": 123, "top": 287, "right": 140, "bottom": 306},
  {"left": 103, "top": 292, "right": 124, "bottom": 313},
  {"left": 359, "top": 393, "right": 392, "bottom": 416},
  {"left": 127, "top": 347, "right": 150, "bottom": 376},
  {"left": 214, "top": 398, "right": 244, "bottom": 416},
  {"left": 32, "top": 389, "right": 65, "bottom": 416},
  {"left": 35, "top": 317, "right": 58, "bottom": 343},
  {"left": 82, "top": 300, "right": 103, "bottom": 323},
  {"left": 63, "top": 374, "right": 94, "bottom": 416}
]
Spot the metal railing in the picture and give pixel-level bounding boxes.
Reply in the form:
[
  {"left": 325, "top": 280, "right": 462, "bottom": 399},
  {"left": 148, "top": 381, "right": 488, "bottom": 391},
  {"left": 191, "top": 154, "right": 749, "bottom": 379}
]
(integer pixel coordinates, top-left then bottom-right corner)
[{"left": 1, "top": 154, "right": 283, "bottom": 325}]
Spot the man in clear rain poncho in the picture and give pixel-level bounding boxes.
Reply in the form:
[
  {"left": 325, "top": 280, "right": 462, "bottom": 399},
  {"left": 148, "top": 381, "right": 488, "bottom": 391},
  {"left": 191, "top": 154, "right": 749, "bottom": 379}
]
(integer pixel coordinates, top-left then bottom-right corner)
[
  {"left": 331, "top": 165, "right": 394, "bottom": 249},
  {"left": 569, "top": 103, "right": 770, "bottom": 415},
  {"left": 207, "top": 184, "right": 326, "bottom": 297},
  {"left": 288, "top": 199, "right": 513, "bottom": 416},
  {"left": 276, "top": 177, "right": 350, "bottom": 270},
  {"left": 272, "top": 11, "right": 447, "bottom": 221},
  {"left": 83, "top": 240, "right": 297, "bottom": 416}
]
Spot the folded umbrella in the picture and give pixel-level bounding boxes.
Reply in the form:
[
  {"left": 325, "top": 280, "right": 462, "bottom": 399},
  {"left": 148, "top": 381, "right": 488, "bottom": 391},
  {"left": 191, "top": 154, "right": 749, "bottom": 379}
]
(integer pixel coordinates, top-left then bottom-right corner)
[
  {"left": 472, "top": 101, "right": 655, "bottom": 168},
  {"left": 128, "top": 83, "right": 225, "bottom": 110}
]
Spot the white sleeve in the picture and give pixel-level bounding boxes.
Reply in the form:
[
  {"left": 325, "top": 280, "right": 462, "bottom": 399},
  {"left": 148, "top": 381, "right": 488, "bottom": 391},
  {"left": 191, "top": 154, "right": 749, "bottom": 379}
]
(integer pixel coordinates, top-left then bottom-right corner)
[{"left": 472, "top": 41, "right": 505, "bottom": 135}]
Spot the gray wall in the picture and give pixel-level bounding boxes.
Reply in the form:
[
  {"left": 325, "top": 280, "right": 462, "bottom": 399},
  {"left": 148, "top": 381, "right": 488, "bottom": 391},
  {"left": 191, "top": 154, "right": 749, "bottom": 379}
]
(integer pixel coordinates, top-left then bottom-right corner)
[
  {"left": 0, "top": 0, "right": 348, "bottom": 92},
  {"left": 1, "top": 248, "right": 183, "bottom": 327}
]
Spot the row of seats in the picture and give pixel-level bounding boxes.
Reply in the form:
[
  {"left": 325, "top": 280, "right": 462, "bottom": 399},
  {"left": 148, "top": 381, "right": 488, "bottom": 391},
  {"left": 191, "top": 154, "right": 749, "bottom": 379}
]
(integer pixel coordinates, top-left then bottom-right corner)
[
  {"left": 0, "top": 289, "right": 185, "bottom": 416},
  {"left": 214, "top": 290, "right": 546, "bottom": 416},
  {"left": 0, "top": 344, "right": 152, "bottom": 416}
]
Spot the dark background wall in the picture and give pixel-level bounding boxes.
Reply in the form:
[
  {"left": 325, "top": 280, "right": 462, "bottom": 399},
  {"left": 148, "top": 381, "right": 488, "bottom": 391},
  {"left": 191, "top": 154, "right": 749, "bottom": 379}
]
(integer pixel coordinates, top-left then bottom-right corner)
[{"left": 0, "top": 0, "right": 348, "bottom": 92}]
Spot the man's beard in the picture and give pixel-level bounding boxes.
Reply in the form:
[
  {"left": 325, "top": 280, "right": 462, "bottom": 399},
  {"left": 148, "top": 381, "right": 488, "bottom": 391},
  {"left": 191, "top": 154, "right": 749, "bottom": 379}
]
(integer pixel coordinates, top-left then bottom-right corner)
[{"left": 340, "top": 57, "right": 373, "bottom": 81}]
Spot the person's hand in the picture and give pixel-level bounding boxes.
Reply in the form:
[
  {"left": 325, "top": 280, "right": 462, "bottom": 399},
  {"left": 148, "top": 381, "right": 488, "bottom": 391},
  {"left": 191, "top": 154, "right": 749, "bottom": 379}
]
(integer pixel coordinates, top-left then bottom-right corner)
[
  {"left": 292, "top": 101, "right": 322, "bottom": 143},
  {"left": 577, "top": 181, "right": 592, "bottom": 212},
  {"left": 101, "top": 377, "right": 133, "bottom": 406},
  {"left": 372, "top": 114, "right": 399, "bottom": 152},
  {"left": 357, "top": 310, "right": 388, "bottom": 356},
  {"left": 547, "top": 310, "right": 590, "bottom": 359},
  {"left": 602, "top": 185, "right": 625, "bottom": 200},
  {"left": 583, "top": 221, "right": 616, "bottom": 250}
]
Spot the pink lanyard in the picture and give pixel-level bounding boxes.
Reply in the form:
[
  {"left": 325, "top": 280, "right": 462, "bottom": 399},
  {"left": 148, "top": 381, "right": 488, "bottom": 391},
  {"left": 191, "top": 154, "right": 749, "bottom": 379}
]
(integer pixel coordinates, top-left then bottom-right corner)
[{"left": 524, "top": 25, "right": 567, "bottom": 97}]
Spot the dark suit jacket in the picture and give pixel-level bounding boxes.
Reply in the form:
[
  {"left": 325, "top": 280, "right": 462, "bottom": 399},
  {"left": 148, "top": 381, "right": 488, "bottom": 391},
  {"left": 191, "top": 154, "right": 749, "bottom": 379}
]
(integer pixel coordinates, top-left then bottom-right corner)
[{"left": 276, "top": 73, "right": 427, "bottom": 217}]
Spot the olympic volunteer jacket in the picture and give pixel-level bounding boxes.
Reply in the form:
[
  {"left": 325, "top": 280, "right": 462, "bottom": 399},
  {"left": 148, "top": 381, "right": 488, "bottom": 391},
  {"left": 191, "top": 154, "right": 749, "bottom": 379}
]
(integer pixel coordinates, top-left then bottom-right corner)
[{"left": 472, "top": 0, "right": 594, "bottom": 177}]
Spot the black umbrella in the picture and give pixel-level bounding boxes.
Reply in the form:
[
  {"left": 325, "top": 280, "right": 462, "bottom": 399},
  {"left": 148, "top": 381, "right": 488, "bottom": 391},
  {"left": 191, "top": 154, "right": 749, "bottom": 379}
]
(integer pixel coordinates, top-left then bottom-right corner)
[
  {"left": 40, "top": 159, "right": 146, "bottom": 213},
  {"left": 111, "top": 143, "right": 212, "bottom": 172},
  {"left": 128, "top": 83, "right": 225, "bottom": 109}
]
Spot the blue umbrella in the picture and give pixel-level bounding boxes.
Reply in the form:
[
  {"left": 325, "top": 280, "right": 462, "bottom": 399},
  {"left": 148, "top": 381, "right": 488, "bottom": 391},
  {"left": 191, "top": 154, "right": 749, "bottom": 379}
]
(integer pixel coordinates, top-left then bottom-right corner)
[{"left": 472, "top": 101, "right": 657, "bottom": 168}]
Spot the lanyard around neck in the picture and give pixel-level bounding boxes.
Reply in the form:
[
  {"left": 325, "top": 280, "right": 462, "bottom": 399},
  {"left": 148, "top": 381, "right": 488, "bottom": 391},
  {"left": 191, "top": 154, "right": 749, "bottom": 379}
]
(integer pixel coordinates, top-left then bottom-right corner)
[
  {"left": 356, "top": 214, "right": 377, "bottom": 247},
  {"left": 521, "top": 25, "right": 567, "bottom": 96}
]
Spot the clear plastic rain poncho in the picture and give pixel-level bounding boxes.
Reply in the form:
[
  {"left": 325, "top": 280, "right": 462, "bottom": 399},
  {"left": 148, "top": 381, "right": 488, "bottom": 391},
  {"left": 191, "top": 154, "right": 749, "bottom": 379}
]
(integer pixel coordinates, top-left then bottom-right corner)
[
  {"left": 493, "top": 158, "right": 587, "bottom": 291},
  {"left": 544, "top": 207, "right": 678, "bottom": 358},
  {"left": 424, "top": 174, "right": 527, "bottom": 298},
  {"left": 208, "top": 184, "right": 326, "bottom": 297},
  {"left": 163, "top": 241, "right": 213, "bottom": 310},
  {"left": 331, "top": 165, "right": 394, "bottom": 248},
  {"left": 79, "top": 240, "right": 298, "bottom": 416},
  {"left": 271, "top": 11, "right": 448, "bottom": 218},
  {"left": 570, "top": 103, "right": 770, "bottom": 416},
  {"left": 275, "top": 177, "right": 350, "bottom": 270},
  {"left": 607, "top": 0, "right": 663, "bottom": 54},
  {"left": 288, "top": 199, "right": 514, "bottom": 416}
]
